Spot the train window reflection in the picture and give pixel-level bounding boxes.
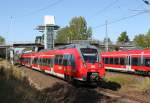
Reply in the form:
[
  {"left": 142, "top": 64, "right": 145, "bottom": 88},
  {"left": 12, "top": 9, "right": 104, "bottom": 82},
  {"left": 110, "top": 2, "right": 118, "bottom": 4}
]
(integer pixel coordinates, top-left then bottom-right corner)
[
  {"left": 120, "top": 58, "right": 125, "bottom": 65},
  {"left": 132, "top": 58, "right": 138, "bottom": 66},
  {"left": 80, "top": 48, "right": 99, "bottom": 63},
  {"left": 114, "top": 58, "right": 119, "bottom": 64},
  {"left": 144, "top": 58, "right": 150, "bottom": 67}
]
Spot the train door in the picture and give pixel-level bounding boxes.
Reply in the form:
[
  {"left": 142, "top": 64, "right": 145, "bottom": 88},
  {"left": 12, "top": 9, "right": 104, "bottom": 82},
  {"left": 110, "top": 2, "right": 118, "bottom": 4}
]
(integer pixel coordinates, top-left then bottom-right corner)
[
  {"left": 126, "top": 55, "right": 132, "bottom": 71},
  {"left": 63, "top": 54, "right": 76, "bottom": 78},
  {"left": 50, "top": 58, "right": 54, "bottom": 74},
  {"left": 54, "top": 55, "right": 64, "bottom": 75}
]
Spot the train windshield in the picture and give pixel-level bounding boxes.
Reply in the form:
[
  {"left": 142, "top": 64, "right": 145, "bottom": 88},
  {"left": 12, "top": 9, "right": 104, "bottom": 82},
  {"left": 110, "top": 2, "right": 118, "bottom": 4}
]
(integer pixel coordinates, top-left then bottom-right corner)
[{"left": 80, "top": 48, "right": 99, "bottom": 63}]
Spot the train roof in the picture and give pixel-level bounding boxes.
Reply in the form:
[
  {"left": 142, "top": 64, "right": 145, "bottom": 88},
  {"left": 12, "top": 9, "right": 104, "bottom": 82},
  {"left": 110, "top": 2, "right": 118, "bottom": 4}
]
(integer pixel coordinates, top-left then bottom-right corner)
[
  {"left": 55, "top": 43, "right": 98, "bottom": 50},
  {"left": 21, "top": 44, "right": 98, "bottom": 56},
  {"left": 101, "top": 49, "right": 150, "bottom": 57}
]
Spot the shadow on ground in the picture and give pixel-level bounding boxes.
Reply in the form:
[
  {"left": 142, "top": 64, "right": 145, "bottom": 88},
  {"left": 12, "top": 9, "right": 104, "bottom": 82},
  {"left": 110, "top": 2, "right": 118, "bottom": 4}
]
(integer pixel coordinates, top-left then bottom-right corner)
[
  {"left": 71, "top": 80, "right": 121, "bottom": 91},
  {"left": 39, "top": 82, "right": 116, "bottom": 103},
  {"left": 98, "top": 80, "right": 121, "bottom": 91}
]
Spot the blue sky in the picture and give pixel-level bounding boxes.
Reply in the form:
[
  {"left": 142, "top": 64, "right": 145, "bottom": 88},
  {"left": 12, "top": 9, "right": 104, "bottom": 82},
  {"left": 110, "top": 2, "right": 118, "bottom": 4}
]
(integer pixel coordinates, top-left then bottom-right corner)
[{"left": 0, "top": 0, "right": 150, "bottom": 43}]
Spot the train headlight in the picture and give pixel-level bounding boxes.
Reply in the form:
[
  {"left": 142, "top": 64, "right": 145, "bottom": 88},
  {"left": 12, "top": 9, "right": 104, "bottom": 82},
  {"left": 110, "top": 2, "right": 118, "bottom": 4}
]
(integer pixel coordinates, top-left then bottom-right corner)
[{"left": 91, "top": 65, "right": 95, "bottom": 68}]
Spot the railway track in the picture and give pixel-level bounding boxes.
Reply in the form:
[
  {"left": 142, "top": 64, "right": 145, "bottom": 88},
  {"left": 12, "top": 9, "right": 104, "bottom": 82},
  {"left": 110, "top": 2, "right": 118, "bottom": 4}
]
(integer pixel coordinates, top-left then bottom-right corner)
[{"left": 19, "top": 65, "right": 150, "bottom": 103}]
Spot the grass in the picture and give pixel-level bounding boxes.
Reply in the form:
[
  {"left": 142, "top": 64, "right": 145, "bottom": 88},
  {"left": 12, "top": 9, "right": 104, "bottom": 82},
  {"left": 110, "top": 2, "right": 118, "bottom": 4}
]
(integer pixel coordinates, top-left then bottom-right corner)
[
  {"left": 0, "top": 60, "right": 42, "bottom": 103},
  {"left": 135, "top": 77, "right": 150, "bottom": 90},
  {"left": 105, "top": 73, "right": 150, "bottom": 91},
  {"left": 0, "top": 60, "right": 109, "bottom": 103},
  {"left": 106, "top": 75, "right": 136, "bottom": 85}
]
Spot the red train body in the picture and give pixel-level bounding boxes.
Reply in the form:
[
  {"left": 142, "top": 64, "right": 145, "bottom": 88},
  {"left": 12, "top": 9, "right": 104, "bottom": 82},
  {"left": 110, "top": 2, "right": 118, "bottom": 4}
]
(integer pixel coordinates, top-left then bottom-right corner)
[
  {"left": 20, "top": 44, "right": 105, "bottom": 82},
  {"left": 101, "top": 50, "right": 150, "bottom": 75}
]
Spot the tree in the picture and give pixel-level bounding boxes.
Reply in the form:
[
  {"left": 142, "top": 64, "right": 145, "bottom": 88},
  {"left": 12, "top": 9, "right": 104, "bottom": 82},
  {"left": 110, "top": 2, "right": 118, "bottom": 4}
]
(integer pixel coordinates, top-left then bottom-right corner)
[
  {"left": 133, "top": 34, "right": 146, "bottom": 48},
  {"left": 145, "top": 30, "right": 150, "bottom": 48},
  {"left": 133, "top": 29, "right": 150, "bottom": 48},
  {"left": 117, "top": 31, "right": 130, "bottom": 44},
  {"left": 0, "top": 35, "right": 5, "bottom": 44},
  {"left": 55, "top": 26, "right": 70, "bottom": 43},
  {"left": 69, "top": 16, "right": 92, "bottom": 40},
  {"left": 55, "top": 16, "right": 92, "bottom": 43}
]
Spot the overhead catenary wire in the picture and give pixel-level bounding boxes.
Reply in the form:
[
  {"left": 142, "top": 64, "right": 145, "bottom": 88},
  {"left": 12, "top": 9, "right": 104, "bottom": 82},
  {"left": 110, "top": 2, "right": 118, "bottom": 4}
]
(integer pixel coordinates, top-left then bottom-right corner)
[
  {"left": 89, "top": 0, "right": 119, "bottom": 20},
  {"left": 15, "top": 0, "right": 64, "bottom": 18},
  {"left": 93, "top": 10, "right": 150, "bottom": 29}
]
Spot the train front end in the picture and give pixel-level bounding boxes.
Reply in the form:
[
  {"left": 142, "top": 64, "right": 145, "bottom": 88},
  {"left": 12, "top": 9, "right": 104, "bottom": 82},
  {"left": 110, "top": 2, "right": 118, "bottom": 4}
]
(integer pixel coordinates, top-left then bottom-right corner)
[{"left": 77, "top": 45, "right": 105, "bottom": 82}]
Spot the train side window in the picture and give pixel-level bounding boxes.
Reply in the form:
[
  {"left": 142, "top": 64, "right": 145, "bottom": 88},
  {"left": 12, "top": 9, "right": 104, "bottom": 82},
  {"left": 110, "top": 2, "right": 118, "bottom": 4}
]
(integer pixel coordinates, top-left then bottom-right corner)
[
  {"left": 54, "top": 55, "right": 63, "bottom": 65},
  {"left": 63, "top": 55, "right": 68, "bottom": 66},
  {"left": 104, "top": 58, "right": 109, "bottom": 64},
  {"left": 58, "top": 55, "right": 63, "bottom": 65},
  {"left": 40, "top": 58, "right": 42, "bottom": 65},
  {"left": 39, "top": 58, "right": 42, "bottom": 65},
  {"left": 144, "top": 58, "right": 150, "bottom": 67},
  {"left": 47, "top": 59, "right": 50, "bottom": 66},
  {"left": 132, "top": 58, "right": 138, "bottom": 66},
  {"left": 67, "top": 55, "right": 72, "bottom": 66},
  {"left": 42, "top": 58, "right": 45, "bottom": 65},
  {"left": 46, "top": 58, "right": 49, "bottom": 66},
  {"left": 50, "top": 58, "right": 54, "bottom": 67},
  {"left": 114, "top": 58, "right": 119, "bottom": 64},
  {"left": 44, "top": 58, "right": 47, "bottom": 66},
  {"left": 62, "top": 54, "right": 75, "bottom": 67},
  {"left": 35, "top": 58, "right": 38, "bottom": 64},
  {"left": 110, "top": 58, "right": 113, "bottom": 64},
  {"left": 70, "top": 55, "right": 75, "bottom": 67},
  {"left": 34, "top": 58, "right": 36, "bottom": 64},
  {"left": 33, "top": 58, "right": 35, "bottom": 64},
  {"left": 54, "top": 55, "right": 59, "bottom": 65},
  {"left": 120, "top": 58, "right": 125, "bottom": 65}
]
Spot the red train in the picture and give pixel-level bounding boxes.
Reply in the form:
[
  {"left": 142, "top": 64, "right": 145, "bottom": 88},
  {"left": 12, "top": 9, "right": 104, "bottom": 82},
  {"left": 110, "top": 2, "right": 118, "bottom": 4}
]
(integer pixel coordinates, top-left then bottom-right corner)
[
  {"left": 101, "top": 50, "right": 150, "bottom": 75},
  {"left": 20, "top": 44, "right": 105, "bottom": 82}
]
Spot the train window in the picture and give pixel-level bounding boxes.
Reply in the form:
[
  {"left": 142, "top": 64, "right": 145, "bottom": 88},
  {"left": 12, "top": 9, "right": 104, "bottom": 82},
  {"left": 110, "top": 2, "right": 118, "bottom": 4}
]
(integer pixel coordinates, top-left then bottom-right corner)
[
  {"left": 54, "top": 55, "right": 59, "bottom": 65},
  {"left": 114, "top": 58, "right": 119, "bottom": 65},
  {"left": 144, "top": 58, "right": 150, "bottom": 67},
  {"left": 54, "top": 55, "right": 63, "bottom": 65},
  {"left": 42, "top": 58, "right": 45, "bottom": 65},
  {"left": 109, "top": 58, "right": 113, "bottom": 64},
  {"left": 62, "top": 54, "right": 75, "bottom": 67},
  {"left": 70, "top": 55, "right": 75, "bottom": 67},
  {"left": 28, "top": 58, "right": 30, "bottom": 64},
  {"left": 63, "top": 55, "right": 68, "bottom": 66},
  {"left": 35, "top": 58, "right": 38, "bottom": 64},
  {"left": 58, "top": 55, "right": 63, "bottom": 65},
  {"left": 120, "top": 58, "right": 125, "bottom": 65},
  {"left": 80, "top": 48, "right": 99, "bottom": 63},
  {"left": 46, "top": 59, "right": 49, "bottom": 66},
  {"left": 34, "top": 58, "right": 36, "bottom": 64},
  {"left": 46, "top": 59, "right": 48, "bottom": 66},
  {"left": 39, "top": 58, "right": 42, "bottom": 65},
  {"left": 104, "top": 58, "right": 109, "bottom": 64},
  {"left": 49, "top": 58, "right": 54, "bottom": 68},
  {"left": 43, "top": 58, "right": 47, "bottom": 66},
  {"left": 132, "top": 58, "right": 138, "bottom": 66}
]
